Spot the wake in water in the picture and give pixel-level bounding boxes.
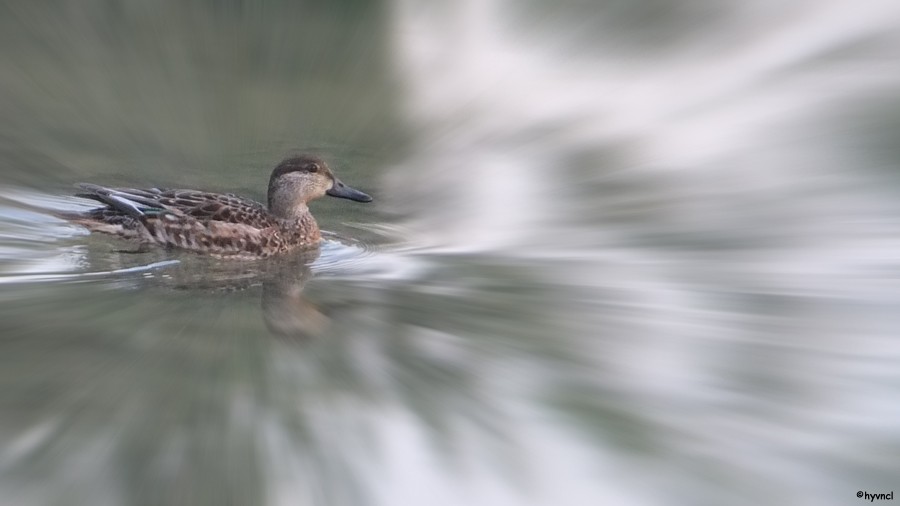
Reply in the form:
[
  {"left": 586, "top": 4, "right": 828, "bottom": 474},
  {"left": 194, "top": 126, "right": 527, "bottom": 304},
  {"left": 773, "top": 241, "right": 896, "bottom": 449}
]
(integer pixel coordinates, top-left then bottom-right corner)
[{"left": 0, "top": 188, "right": 394, "bottom": 286}]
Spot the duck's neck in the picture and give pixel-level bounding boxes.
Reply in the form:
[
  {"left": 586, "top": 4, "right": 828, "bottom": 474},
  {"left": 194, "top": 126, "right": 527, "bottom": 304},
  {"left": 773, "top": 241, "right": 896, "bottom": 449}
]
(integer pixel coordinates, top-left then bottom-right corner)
[
  {"left": 268, "top": 179, "right": 311, "bottom": 221},
  {"left": 269, "top": 202, "right": 309, "bottom": 221},
  {"left": 270, "top": 200, "right": 319, "bottom": 231}
]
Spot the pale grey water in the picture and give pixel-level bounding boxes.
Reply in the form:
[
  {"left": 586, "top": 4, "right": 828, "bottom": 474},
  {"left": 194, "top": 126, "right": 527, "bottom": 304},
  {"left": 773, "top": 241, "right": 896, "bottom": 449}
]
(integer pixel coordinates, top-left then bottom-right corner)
[{"left": 1, "top": 1, "right": 900, "bottom": 505}]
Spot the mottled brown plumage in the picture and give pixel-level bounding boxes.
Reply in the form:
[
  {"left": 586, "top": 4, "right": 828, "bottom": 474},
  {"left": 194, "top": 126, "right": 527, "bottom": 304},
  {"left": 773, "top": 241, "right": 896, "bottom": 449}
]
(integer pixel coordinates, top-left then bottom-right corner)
[{"left": 65, "top": 155, "right": 372, "bottom": 259}]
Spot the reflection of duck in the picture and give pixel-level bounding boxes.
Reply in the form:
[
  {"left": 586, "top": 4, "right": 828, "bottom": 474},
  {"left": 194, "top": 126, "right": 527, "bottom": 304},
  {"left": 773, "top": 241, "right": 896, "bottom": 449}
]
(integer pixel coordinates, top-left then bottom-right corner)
[
  {"left": 140, "top": 249, "right": 332, "bottom": 339},
  {"left": 251, "top": 249, "right": 329, "bottom": 340},
  {"left": 63, "top": 155, "right": 372, "bottom": 259},
  {"left": 261, "top": 263, "right": 330, "bottom": 340}
]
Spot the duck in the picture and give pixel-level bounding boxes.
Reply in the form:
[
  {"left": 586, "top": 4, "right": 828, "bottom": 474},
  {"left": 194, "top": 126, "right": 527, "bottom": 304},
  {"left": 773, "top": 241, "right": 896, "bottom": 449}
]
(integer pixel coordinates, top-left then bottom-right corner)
[{"left": 65, "top": 154, "right": 372, "bottom": 259}]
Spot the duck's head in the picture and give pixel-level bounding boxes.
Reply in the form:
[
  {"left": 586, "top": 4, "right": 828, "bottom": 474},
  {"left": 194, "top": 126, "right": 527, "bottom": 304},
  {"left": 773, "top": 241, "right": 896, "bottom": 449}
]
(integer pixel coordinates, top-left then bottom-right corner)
[{"left": 268, "top": 155, "right": 372, "bottom": 218}]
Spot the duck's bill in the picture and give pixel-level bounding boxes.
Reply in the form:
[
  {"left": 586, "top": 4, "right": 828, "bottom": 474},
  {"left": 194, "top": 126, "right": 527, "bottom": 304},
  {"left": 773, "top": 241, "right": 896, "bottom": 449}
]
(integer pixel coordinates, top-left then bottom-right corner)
[{"left": 327, "top": 179, "right": 373, "bottom": 203}]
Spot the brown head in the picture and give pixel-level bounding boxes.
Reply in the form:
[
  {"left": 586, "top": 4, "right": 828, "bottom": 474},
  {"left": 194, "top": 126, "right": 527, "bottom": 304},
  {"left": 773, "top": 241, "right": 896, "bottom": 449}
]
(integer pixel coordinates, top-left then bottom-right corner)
[{"left": 267, "top": 155, "right": 372, "bottom": 219}]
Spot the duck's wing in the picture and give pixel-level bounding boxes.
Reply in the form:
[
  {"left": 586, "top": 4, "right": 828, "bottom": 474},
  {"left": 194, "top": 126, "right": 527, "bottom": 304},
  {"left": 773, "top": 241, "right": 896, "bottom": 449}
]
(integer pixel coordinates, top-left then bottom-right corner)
[{"left": 76, "top": 185, "right": 278, "bottom": 229}]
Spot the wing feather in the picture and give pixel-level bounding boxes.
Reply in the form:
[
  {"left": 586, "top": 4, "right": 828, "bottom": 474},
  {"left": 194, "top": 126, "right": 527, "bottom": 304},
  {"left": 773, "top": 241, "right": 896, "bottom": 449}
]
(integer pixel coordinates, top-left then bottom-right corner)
[{"left": 96, "top": 187, "right": 277, "bottom": 228}]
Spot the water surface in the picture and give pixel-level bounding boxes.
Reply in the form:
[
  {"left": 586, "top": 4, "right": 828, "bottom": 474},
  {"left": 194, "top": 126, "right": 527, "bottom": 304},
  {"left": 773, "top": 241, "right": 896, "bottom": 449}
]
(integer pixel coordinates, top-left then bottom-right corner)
[{"left": 1, "top": 1, "right": 900, "bottom": 505}]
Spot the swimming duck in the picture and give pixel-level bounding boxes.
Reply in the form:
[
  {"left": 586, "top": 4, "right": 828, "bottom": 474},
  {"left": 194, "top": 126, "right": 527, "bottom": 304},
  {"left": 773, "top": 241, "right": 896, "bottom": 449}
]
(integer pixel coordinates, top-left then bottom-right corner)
[{"left": 66, "top": 155, "right": 372, "bottom": 258}]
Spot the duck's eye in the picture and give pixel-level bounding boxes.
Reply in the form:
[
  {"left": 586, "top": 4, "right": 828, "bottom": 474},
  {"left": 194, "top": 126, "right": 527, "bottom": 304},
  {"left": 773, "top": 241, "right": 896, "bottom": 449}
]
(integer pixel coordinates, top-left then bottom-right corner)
[{"left": 305, "top": 163, "right": 319, "bottom": 173}]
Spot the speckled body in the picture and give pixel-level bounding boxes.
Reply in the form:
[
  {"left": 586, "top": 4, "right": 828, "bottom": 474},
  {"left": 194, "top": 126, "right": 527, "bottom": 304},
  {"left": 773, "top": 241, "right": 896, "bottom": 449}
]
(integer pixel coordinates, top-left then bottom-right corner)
[{"left": 66, "top": 155, "right": 371, "bottom": 259}]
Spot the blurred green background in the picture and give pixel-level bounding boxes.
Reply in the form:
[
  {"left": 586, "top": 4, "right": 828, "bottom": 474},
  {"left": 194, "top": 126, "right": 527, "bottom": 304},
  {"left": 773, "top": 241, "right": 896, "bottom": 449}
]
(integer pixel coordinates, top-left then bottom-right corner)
[{"left": 1, "top": 1, "right": 899, "bottom": 505}]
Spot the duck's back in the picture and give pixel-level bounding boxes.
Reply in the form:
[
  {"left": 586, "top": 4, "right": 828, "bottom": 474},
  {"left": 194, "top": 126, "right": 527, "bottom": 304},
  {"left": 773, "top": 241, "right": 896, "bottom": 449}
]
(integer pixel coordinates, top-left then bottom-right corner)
[{"left": 69, "top": 185, "right": 319, "bottom": 258}]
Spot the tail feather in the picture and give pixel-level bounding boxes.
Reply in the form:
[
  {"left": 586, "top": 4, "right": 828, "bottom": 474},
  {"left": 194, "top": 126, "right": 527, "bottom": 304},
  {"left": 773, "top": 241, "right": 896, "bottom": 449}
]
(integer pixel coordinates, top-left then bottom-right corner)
[
  {"left": 99, "top": 193, "right": 147, "bottom": 219},
  {"left": 74, "top": 183, "right": 170, "bottom": 219}
]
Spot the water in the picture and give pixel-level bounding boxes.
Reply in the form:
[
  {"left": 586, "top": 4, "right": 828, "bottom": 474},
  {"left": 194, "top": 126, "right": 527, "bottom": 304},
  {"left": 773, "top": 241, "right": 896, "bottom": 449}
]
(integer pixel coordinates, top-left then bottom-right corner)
[{"left": 1, "top": 1, "right": 899, "bottom": 505}]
